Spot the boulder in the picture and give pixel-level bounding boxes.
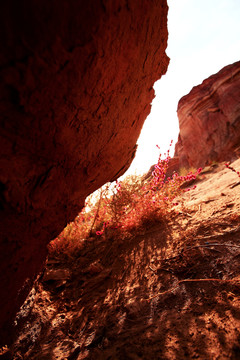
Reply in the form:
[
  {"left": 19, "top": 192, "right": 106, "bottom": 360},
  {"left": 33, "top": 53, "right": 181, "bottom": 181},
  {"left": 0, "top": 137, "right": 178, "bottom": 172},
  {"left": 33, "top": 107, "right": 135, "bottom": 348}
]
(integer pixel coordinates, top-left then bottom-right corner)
[
  {"left": 175, "top": 61, "right": 240, "bottom": 168},
  {"left": 0, "top": 0, "right": 169, "bottom": 344}
]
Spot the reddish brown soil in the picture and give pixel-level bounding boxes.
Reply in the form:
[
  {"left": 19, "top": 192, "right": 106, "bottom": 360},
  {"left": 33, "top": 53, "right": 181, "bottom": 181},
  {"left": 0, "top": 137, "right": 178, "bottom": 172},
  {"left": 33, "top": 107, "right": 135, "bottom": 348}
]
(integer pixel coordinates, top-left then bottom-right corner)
[{"left": 6, "top": 159, "right": 240, "bottom": 359}]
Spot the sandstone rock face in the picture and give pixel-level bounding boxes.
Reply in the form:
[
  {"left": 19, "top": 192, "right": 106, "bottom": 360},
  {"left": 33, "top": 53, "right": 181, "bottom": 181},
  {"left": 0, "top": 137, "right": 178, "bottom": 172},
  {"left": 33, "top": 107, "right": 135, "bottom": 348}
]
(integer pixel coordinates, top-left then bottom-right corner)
[
  {"left": 0, "top": 0, "right": 169, "bottom": 344},
  {"left": 175, "top": 61, "right": 240, "bottom": 168}
]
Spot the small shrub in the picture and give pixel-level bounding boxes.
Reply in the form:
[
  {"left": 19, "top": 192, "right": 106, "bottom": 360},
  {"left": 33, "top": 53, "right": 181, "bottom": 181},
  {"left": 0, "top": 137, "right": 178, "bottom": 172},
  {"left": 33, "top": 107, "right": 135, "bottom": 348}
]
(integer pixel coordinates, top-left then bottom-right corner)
[
  {"left": 179, "top": 167, "right": 197, "bottom": 177},
  {"left": 49, "top": 142, "right": 202, "bottom": 256}
]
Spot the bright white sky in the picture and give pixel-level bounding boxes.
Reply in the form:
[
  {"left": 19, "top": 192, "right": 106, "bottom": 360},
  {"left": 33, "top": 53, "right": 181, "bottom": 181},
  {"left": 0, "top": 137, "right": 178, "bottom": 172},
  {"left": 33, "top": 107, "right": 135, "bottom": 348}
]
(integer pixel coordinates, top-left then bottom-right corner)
[{"left": 125, "top": 0, "right": 240, "bottom": 177}]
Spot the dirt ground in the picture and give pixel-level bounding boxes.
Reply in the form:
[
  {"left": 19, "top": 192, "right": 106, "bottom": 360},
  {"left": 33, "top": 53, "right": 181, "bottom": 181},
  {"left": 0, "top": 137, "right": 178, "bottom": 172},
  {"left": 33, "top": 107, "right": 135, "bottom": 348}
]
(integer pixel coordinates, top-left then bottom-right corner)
[{"left": 5, "top": 159, "right": 240, "bottom": 359}]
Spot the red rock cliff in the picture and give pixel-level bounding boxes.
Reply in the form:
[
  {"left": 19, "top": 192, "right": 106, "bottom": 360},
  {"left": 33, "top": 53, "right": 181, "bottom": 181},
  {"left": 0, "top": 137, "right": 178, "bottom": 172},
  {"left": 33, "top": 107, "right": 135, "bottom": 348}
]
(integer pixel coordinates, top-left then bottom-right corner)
[
  {"left": 0, "top": 0, "right": 169, "bottom": 344},
  {"left": 175, "top": 61, "right": 240, "bottom": 168}
]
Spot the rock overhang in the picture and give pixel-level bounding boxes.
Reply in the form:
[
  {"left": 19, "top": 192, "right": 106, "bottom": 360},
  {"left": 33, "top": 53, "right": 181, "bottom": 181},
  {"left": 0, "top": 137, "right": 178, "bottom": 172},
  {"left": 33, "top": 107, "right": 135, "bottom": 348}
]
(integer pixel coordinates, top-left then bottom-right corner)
[{"left": 0, "top": 0, "right": 169, "bottom": 344}]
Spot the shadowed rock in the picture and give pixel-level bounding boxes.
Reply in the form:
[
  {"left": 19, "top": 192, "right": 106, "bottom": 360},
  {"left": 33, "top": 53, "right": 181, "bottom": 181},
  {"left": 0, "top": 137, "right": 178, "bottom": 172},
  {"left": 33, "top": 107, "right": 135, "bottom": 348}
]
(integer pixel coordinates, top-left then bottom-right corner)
[{"left": 0, "top": 0, "right": 169, "bottom": 344}]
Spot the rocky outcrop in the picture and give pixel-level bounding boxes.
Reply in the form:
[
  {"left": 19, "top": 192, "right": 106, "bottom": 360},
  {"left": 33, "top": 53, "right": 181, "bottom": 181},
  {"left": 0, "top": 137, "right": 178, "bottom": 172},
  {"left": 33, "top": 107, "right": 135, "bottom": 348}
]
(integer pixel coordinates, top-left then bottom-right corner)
[
  {"left": 0, "top": 0, "right": 169, "bottom": 344},
  {"left": 175, "top": 61, "right": 240, "bottom": 168}
]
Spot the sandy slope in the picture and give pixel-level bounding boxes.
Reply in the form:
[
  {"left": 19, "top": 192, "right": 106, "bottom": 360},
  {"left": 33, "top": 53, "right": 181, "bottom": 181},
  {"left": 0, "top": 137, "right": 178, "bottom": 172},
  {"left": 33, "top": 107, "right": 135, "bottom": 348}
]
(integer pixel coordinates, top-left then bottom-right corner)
[{"left": 7, "top": 159, "right": 240, "bottom": 359}]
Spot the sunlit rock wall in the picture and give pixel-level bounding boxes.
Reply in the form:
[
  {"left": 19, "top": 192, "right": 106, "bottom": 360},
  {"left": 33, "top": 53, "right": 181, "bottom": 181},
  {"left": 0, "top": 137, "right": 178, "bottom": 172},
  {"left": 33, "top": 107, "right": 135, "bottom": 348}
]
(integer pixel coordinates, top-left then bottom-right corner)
[
  {"left": 175, "top": 61, "right": 240, "bottom": 168},
  {"left": 0, "top": 0, "right": 169, "bottom": 344}
]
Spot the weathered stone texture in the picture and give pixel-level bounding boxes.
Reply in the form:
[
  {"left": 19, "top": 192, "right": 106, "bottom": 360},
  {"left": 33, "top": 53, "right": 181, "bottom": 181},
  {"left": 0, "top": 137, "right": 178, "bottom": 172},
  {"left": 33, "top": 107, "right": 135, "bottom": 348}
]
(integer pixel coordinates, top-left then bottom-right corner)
[
  {"left": 0, "top": 0, "right": 169, "bottom": 344},
  {"left": 175, "top": 61, "right": 240, "bottom": 168}
]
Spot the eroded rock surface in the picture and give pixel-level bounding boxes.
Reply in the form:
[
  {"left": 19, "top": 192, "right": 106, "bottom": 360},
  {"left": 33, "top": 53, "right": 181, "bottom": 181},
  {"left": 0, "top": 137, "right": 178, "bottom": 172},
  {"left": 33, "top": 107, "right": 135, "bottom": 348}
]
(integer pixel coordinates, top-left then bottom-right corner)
[
  {"left": 0, "top": 0, "right": 169, "bottom": 344},
  {"left": 175, "top": 61, "right": 240, "bottom": 168}
]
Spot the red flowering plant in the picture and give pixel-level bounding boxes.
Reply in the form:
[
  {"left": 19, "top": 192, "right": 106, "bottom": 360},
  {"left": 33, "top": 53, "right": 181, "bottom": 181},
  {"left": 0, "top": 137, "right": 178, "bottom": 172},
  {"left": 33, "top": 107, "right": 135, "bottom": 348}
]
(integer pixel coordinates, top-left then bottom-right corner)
[
  {"left": 225, "top": 162, "right": 240, "bottom": 178},
  {"left": 49, "top": 142, "right": 202, "bottom": 256},
  {"left": 94, "top": 141, "right": 202, "bottom": 234}
]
